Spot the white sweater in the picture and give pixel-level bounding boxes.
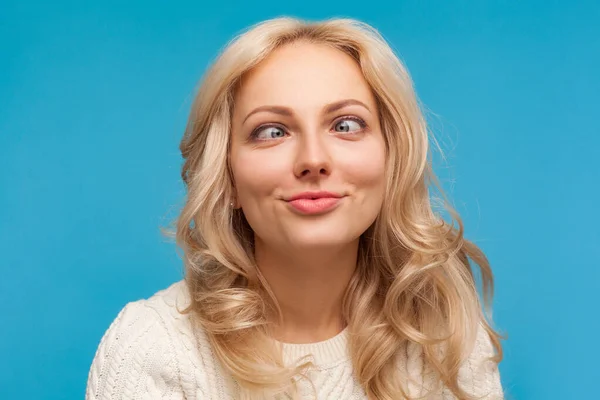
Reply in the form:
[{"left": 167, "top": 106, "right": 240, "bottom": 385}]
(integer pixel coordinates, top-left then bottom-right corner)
[{"left": 86, "top": 281, "right": 504, "bottom": 399}]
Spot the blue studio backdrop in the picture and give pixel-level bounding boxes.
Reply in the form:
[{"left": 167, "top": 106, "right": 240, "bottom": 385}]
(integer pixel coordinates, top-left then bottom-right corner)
[{"left": 1, "top": 1, "right": 598, "bottom": 399}]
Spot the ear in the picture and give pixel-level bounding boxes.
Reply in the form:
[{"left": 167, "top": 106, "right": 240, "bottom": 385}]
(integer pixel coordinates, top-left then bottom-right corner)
[
  {"left": 230, "top": 189, "right": 240, "bottom": 209},
  {"left": 227, "top": 155, "right": 240, "bottom": 209}
]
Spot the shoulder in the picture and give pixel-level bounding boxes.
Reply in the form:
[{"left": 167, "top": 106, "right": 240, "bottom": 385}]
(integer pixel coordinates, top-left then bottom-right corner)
[
  {"left": 86, "top": 281, "right": 217, "bottom": 400},
  {"left": 403, "top": 323, "right": 504, "bottom": 399},
  {"left": 456, "top": 323, "right": 504, "bottom": 399}
]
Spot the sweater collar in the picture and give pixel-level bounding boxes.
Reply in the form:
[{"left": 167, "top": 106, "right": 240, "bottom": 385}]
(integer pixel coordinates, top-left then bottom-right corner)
[{"left": 278, "top": 327, "right": 350, "bottom": 367}]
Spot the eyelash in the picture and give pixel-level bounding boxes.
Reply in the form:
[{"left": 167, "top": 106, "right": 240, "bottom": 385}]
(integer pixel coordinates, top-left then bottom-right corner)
[{"left": 249, "top": 115, "right": 368, "bottom": 141}]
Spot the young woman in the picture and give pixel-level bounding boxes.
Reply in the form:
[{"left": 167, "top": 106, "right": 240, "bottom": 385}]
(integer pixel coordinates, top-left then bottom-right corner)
[{"left": 86, "top": 17, "right": 504, "bottom": 400}]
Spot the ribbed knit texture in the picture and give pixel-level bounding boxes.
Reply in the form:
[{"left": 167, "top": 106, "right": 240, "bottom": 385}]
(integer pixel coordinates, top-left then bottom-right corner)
[{"left": 86, "top": 281, "right": 504, "bottom": 399}]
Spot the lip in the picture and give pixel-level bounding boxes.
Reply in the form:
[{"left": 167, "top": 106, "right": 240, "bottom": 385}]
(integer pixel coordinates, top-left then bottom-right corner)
[
  {"left": 286, "top": 191, "right": 344, "bottom": 201},
  {"left": 284, "top": 191, "right": 345, "bottom": 215}
]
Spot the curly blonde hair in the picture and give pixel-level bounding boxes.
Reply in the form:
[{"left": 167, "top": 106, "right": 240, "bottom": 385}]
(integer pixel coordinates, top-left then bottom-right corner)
[{"left": 173, "top": 17, "right": 503, "bottom": 400}]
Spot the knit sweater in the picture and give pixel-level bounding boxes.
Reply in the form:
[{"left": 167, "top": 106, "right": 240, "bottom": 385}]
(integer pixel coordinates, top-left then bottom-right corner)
[{"left": 85, "top": 281, "right": 504, "bottom": 399}]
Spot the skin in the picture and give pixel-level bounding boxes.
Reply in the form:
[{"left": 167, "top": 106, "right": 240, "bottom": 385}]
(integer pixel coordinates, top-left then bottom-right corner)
[{"left": 230, "top": 41, "right": 386, "bottom": 344}]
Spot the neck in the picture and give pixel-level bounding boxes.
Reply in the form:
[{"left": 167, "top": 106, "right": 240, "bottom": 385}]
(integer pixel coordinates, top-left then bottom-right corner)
[{"left": 254, "top": 239, "right": 358, "bottom": 344}]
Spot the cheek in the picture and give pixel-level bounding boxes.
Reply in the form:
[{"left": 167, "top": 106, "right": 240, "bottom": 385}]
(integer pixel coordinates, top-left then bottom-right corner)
[
  {"left": 231, "top": 149, "right": 288, "bottom": 200},
  {"left": 341, "top": 143, "right": 386, "bottom": 194}
]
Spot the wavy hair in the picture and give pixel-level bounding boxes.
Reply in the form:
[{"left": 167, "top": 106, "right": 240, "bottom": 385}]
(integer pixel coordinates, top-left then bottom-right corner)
[{"left": 173, "top": 17, "right": 503, "bottom": 400}]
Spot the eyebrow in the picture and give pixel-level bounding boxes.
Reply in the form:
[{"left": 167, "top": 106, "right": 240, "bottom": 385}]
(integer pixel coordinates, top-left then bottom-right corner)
[{"left": 242, "top": 99, "right": 372, "bottom": 124}]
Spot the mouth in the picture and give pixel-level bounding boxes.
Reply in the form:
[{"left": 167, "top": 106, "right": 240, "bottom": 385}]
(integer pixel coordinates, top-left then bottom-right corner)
[
  {"left": 284, "top": 191, "right": 346, "bottom": 215},
  {"left": 285, "top": 191, "right": 344, "bottom": 201}
]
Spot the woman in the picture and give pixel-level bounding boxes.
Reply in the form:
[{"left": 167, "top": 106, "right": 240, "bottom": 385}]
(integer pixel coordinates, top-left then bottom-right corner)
[{"left": 86, "top": 17, "right": 504, "bottom": 400}]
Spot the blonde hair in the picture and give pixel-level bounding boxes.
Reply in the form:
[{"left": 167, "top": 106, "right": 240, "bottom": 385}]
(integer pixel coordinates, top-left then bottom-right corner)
[{"left": 174, "top": 17, "right": 503, "bottom": 400}]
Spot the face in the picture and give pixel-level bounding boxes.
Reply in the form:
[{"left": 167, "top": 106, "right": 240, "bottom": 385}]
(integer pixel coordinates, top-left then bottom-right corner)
[{"left": 230, "top": 41, "right": 386, "bottom": 253}]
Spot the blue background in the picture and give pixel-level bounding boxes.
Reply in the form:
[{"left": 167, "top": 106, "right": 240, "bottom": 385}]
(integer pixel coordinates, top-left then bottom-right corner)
[{"left": 1, "top": 1, "right": 598, "bottom": 399}]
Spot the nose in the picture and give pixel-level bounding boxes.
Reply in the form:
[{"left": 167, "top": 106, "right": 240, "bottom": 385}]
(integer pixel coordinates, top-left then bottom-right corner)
[{"left": 293, "top": 131, "right": 332, "bottom": 179}]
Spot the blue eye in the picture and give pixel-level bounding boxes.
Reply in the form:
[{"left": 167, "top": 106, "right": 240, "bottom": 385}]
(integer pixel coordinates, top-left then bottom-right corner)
[
  {"left": 333, "top": 118, "right": 364, "bottom": 133},
  {"left": 254, "top": 126, "right": 286, "bottom": 140}
]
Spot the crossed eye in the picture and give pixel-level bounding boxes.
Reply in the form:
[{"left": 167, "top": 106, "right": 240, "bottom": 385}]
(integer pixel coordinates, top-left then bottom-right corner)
[{"left": 254, "top": 117, "right": 364, "bottom": 140}]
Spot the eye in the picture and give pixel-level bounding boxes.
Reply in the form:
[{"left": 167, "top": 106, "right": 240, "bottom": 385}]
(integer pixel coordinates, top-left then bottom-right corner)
[
  {"left": 253, "top": 125, "right": 287, "bottom": 141},
  {"left": 333, "top": 117, "right": 365, "bottom": 133}
]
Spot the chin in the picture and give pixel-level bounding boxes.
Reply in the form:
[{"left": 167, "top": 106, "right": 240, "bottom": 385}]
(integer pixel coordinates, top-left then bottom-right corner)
[{"left": 283, "top": 223, "right": 361, "bottom": 250}]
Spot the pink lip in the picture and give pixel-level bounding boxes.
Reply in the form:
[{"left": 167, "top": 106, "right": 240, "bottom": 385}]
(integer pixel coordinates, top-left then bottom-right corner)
[{"left": 285, "top": 191, "right": 344, "bottom": 215}]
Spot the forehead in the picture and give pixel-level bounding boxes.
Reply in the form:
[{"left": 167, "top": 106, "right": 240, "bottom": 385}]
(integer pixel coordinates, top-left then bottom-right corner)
[{"left": 234, "top": 41, "right": 376, "bottom": 114}]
